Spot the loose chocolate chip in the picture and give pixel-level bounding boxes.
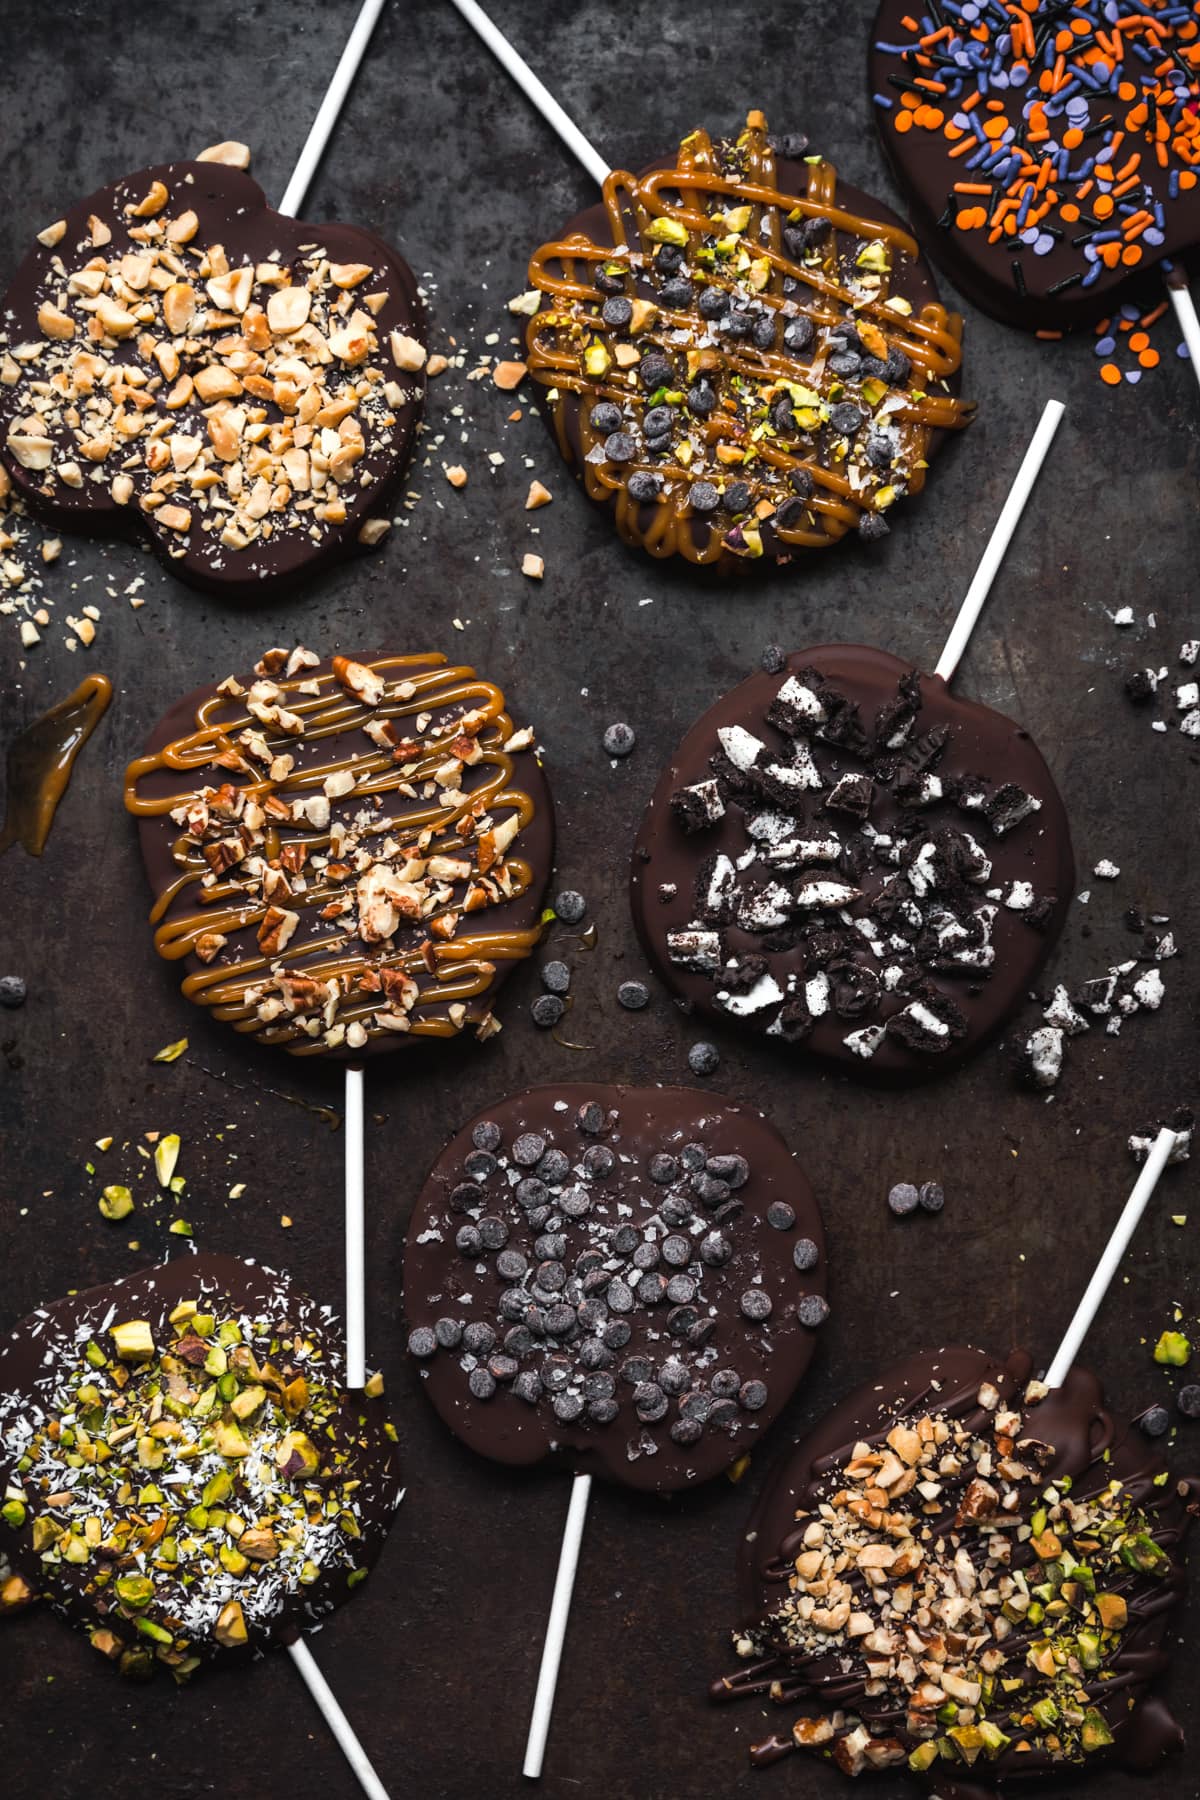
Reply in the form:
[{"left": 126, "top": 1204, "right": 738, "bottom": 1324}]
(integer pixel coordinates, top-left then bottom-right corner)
[
  {"left": 699, "top": 1231, "right": 732, "bottom": 1268},
  {"left": 710, "top": 1368, "right": 740, "bottom": 1400},
  {"left": 603, "top": 722, "right": 636, "bottom": 757},
  {"left": 740, "top": 1289, "right": 773, "bottom": 1322},
  {"left": 537, "top": 1147, "right": 571, "bottom": 1184},
  {"left": 488, "top": 1354, "right": 519, "bottom": 1383},
  {"left": 501, "top": 1290, "right": 530, "bottom": 1323},
  {"left": 472, "top": 1120, "right": 502, "bottom": 1152},
  {"left": 496, "top": 1249, "right": 528, "bottom": 1282},
  {"left": 713, "top": 1199, "right": 744, "bottom": 1226},
  {"left": 516, "top": 1176, "right": 549, "bottom": 1210},
  {"left": 468, "top": 1368, "right": 497, "bottom": 1400},
  {"left": 671, "top": 1417, "right": 704, "bottom": 1446},
  {"left": 722, "top": 480, "right": 752, "bottom": 514},
  {"left": 706, "top": 1153, "right": 749, "bottom": 1189},
  {"left": 680, "top": 1390, "right": 712, "bottom": 1422},
  {"left": 604, "top": 431, "right": 636, "bottom": 464},
  {"left": 513, "top": 1133, "right": 546, "bottom": 1167},
  {"left": 639, "top": 353, "right": 674, "bottom": 389},
  {"left": 635, "top": 1381, "right": 668, "bottom": 1422},
  {"left": 601, "top": 295, "right": 633, "bottom": 328},
  {"left": 687, "top": 1318, "right": 716, "bottom": 1349},
  {"left": 504, "top": 1326, "right": 534, "bottom": 1358},
  {"left": 577, "top": 1099, "right": 605, "bottom": 1134},
  {"left": 462, "top": 1150, "right": 495, "bottom": 1183},
  {"left": 659, "top": 1359, "right": 690, "bottom": 1396},
  {"left": 788, "top": 466, "right": 814, "bottom": 499},
  {"left": 667, "top": 1304, "right": 699, "bottom": 1335},
  {"left": 708, "top": 1398, "right": 740, "bottom": 1429},
  {"left": 691, "top": 1172, "right": 729, "bottom": 1207},
  {"left": 455, "top": 1224, "right": 482, "bottom": 1255},
  {"left": 541, "top": 959, "right": 571, "bottom": 994},
  {"left": 450, "top": 1181, "right": 484, "bottom": 1212},
  {"left": 689, "top": 481, "right": 720, "bottom": 513},
  {"left": 434, "top": 1317, "right": 463, "bottom": 1349},
  {"left": 643, "top": 404, "right": 675, "bottom": 438},
  {"left": 687, "top": 379, "right": 717, "bottom": 417},
  {"left": 617, "top": 979, "right": 649, "bottom": 1009},
  {"left": 797, "top": 1294, "right": 830, "bottom": 1328},
  {"left": 595, "top": 265, "right": 628, "bottom": 292},
  {"left": 888, "top": 1182, "right": 920, "bottom": 1218},
  {"left": 536, "top": 1260, "right": 566, "bottom": 1292},
  {"left": 579, "top": 1338, "right": 612, "bottom": 1371},
  {"left": 919, "top": 1181, "right": 946, "bottom": 1214},
  {"left": 590, "top": 401, "right": 622, "bottom": 434},
  {"left": 479, "top": 1216, "right": 510, "bottom": 1250},
  {"left": 604, "top": 1318, "right": 632, "bottom": 1349},
  {"left": 637, "top": 1271, "right": 668, "bottom": 1306},
  {"left": 828, "top": 402, "right": 863, "bottom": 437},
  {"left": 407, "top": 1326, "right": 437, "bottom": 1358},
  {"left": 767, "top": 1201, "right": 796, "bottom": 1230},
  {"left": 559, "top": 1185, "right": 592, "bottom": 1219},
  {"left": 627, "top": 470, "right": 663, "bottom": 503},
  {"left": 752, "top": 314, "right": 776, "bottom": 350},
  {"left": 866, "top": 434, "right": 893, "bottom": 470},
  {"left": 857, "top": 511, "right": 890, "bottom": 542},
  {"left": 632, "top": 1241, "right": 661, "bottom": 1272},
  {"left": 542, "top": 1356, "right": 573, "bottom": 1391},
  {"left": 782, "top": 315, "right": 814, "bottom": 354},
  {"left": 552, "top": 1392, "right": 585, "bottom": 1422},
  {"left": 884, "top": 349, "right": 911, "bottom": 386},
  {"left": 739, "top": 1380, "right": 768, "bottom": 1412},
  {"left": 698, "top": 287, "right": 729, "bottom": 319},
  {"left": 588, "top": 1397, "right": 620, "bottom": 1424},
  {"left": 607, "top": 1276, "right": 635, "bottom": 1313},
  {"left": 688, "top": 1041, "right": 720, "bottom": 1076},
  {"left": 659, "top": 277, "right": 694, "bottom": 308},
  {"left": 654, "top": 243, "right": 684, "bottom": 273},
  {"left": 462, "top": 1322, "right": 497, "bottom": 1356},
  {"left": 1139, "top": 1405, "right": 1171, "bottom": 1438},
  {"left": 582, "top": 1145, "right": 615, "bottom": 1178},
  {"left": 665, "top": 1274, "right": 697, "bottom": 1305},
  {"left": 680, "top": 1143, "right": 706, "bottom": 1173},
  {"left": 648, "top": 1152, "right": 678, "bottom": 1185},
  {"left": 545, "top": 1303, "right": 578, "bottom": 1337},
  {"left": 660, "top": 1195, "right": 694, "bottom": 1226},
  {"left": 828, "top": 350, "right": 862, "bottom": 378},
  {"left": 1179, "top": 1386, "right": 1200, "bottom": 1419},
  {"left": 662, "top": 1235, "right": 692, "bottom": 1267},
  {"left": 609, "top": 1225, "right": 639, "bottom": 1256},
  {"left": 760, "top": 644, "right": 786, "bottom": 674},
  {"left": 1124, "top": 668, "right": 1158, "bottom": 705},
  {"left": 620, "top": 1355, "right": 655, "bottom": 1386},
  {"left": 514, "top": 1370, "right": 543, "bottom": 1403},
  {"left": 584, "top": 1372, "right": 617, "bottom": 1402},
  {"left": 792, "top": 1237, "right": 819, "bottom": 1272},
  {"left": 555, "top": 889, "right": 587, "bottom": 924},
  {"left": 534, "top": 1232, "right": 566, "bottom": 1261}
]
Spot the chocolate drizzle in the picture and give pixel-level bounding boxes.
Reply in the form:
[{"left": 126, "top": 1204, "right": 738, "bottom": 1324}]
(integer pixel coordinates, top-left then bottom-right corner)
[
  {"left": 125, "top": 651, "right": 553, "bottom": 1059},
  {"left": 631, "top": 645, "right": 1074, "bottom": 1082},
  {"left": 714, "top": 1347, "right": 1197, "bottom": 1793},
  {"left": 0, "top": 673, "right": 112, "bottom": 857},
  {"left": 0, "top": 1252, "right": 401, "bottom": 1670},
  {"left": 526, "top": 112, "right": 972, "bottom": 565},
  {"left": 403, "top": 1083, "right": 826, "bottom": 1494}
]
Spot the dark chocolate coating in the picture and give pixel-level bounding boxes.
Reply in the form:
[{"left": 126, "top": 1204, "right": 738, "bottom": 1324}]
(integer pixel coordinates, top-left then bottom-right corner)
[
  {"left": 402, "top": 1083, "right": 827, "bottom": 1494},
  {"left": 0, "top": 160, "right": 424, "bottom": 598},
  {"left": 631, "top": 645, "right": 1074, "bottom": 1082},
  {"left": 0, "top": 1251, "right": 400, "bottom": 1663},
  {"left": 126, "top": 651, "right": 554, "bottom": 1061},
  {"left": 869, "top": 2, "right": 1200, "bottom": 332},
  {"left": 526, "top": 122, "right": 970, "bottom": 567},
  {"left": 716, "top": 1346, "right": 1197, "bottom": 1794}
]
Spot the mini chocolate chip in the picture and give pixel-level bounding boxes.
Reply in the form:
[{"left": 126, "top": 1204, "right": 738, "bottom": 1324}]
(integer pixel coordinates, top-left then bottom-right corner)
[
  {"left": 588, "top": 1397, "right": 620, "bottom": 1424},
  {"left": 828, "top": 402, "right": 863, "bottom": 436},
  {"left": 1178, "top": 1385, "right": 1200, "bottom": 1419},
  {"left": 488, "top": 1354, "right": 519, "bottom": 1383},
  {"left": 722, "top": 480, "right": 752, "bottom": 514},
  {"left": 639, "top": 352, "right": 674, "bottom": 389},
  {"left": 555, "top": 889, "right": 587, "bottom": 924},
  {"left": 667, "top": 1304, "right": 699, "bottom": 1335},
  {"left": 551, "top": 1391, "right": 584, "bottom": 1422},
  {"left": 665, "top": 1274, "right": 696, "bottom": 1304},
  {"left": 545, "top": 1303, "right": 578, "bottom": 1337},
  {"left": 797, "top": 1294, "right": 830, "bottom": 1328},
  {"left": 688, "top": 1041, "right": 720, "bottom": 1076},
  {"left": 536, "top": 1147, "right": 571, "bottom": 1184},
  {"left": 788, "top": 467, "right": 814, "bottom": 499},
  {"left": 604, "top": 722, "right": 636, "bottom": 757},
  {"left": 620, "top": 1355, "right": 654, "bottom": 1386},
  {"left": 604, "top": 431, "right": 636, "bottom": 464},
  {"left": 601, "top": 295, "right": 633, "bottom": 328},
  {"left": 662, "top": 1235, "right": 692, "bottom": 1267},
  {"left": 472, "top": 1120, "right": 502, "bottom": 1152},
  {"left": 782, "top": 316, "right": 814, "bottom": 354},
  {"left": 589, "top": 401, "right": 622, "bottom": 433},
  {"left": 500, "top": 1290, "right": 529, "bottom": 1322},
  {"left": 577, "top": 1099, "right": 605, "bottom": 1134},
  {"left": 577, "top": 1289, "right": 607, "bottom": 1319},
  {"left": 648, "top": 1152, "right": 679, "bottom": 1185},
  {"left": 691, "top": 1172, "right": 729, "bottom": 1207},
  {"left": 479, "top": 1216, "right": 510, "bottom": 1249},
  {"left": 628, "top": 470, "right": 663, "bottom": 503},
  {"left": 659, "top": 277, "right": 694, "bottom": 308},
  {"left": 710, "top": 1368, "right": 740, "bottom": 1399},
  {"left": 496, "top": 1249, "right": 528, "bottom": 1282},
  {"left": 699, "top": 1231, "right": 732, "bottom": 1268},
  {"left": 455, "top": 1224, "right": 482, "bottom": 1255},
  {"left": 680, "top": 1391, "right": 712, "bottom": 1422},
  {"left": 888, "top": 1182, "right": 920, "bottom": 1218},
  {"left": 919, "top": 1181, "right": 946, "bottom": 1214},
  {"left": 468, "top": 1367, "right": 497, "bottom": 1400},
  {"left": 504, "top": 1326, "right": 534, "bottom": 1358},
  {"left": 760, "top": 644, "right": 786, "bottom": 674},
  {"left": 1139, "top": 1405, "right": 1171, "bottom": 1437},
  {"left": 642, "top": 404, "right": 675, "bottom": 437},
  {"left": 653, "top": 243, "right": 684, "bottom": 273},
  {"left": 531, "top": 994, "right": 565, "bottom": 1028},
  {"left": 450, "top": 1181, "right": 483, "bottom": 1212},
  {"left": 513, "top": 1133, "right": 546, "bottom": 1167},
  {"left": 660, "top": 1195, "right": 694, "bottom": 1226},
  {"left": 607, "top": 1276, "right": 635, "bottom": 1313},
  {"left": 434, "top": 1317, "right": 463, "bottom": 1349},
  {"left": 604, "top": 1318, "right": 632, "bottom": 1349},
  {"left": 584, "top": 1372, "right": 617, "bottom": 1402},
  {"left": 792, "top": 1238, "right": 819, "bottom": 1271},
  {"left": 670, "top": 1417, "right": 704, "bottom": 1446},
  {"left": 634, "top": 1381, "right": 668, "bottom": 1422},
  {"left": 632, "top": 1241, "right": 661, "bottom": 1271},
  {"left": 687, "top": 1318, "right": 716, "bottom": 1349},
  {"left": 541, "top": 959, "right": 571, "bottom": 995},
  {"left": 582, "top": 1144, "right": 615, "bottom": 1178},
  {"left": 767, "top": 1201, "right": 796, "bottom": 1230},
  {"left": 579, "top": 1337, "right": 612, "bottom": 1370},
  {"left": 687, "top": 379, "right": 717, "bottom": 417},
  {"left": 740, "top": 1289, "right": 773, "bottom": 1322},
  {"left": 680, "top": 1143, "right": 706, "bottom": 1173},
  {"left": 866, "top": 434, "right": 893, "bottom": 470},
  {"left": 659, "top": 1359, "right": 690, "bottom": 1396},
  {"left": 0, "top": 976, "right": 27, "bottom": 1008},
  {"left": 514, "top": 1371, "right": 543, "bottom": 1403},
  {"left": 698, "top": 287, "right": 729, "bottom": 319},
  {"left": 536, "top": 1260, "right": 566, "bottom": 1292},
  {"left": 462, "top": 1322, "right": 496, "bottom": 1356},
  {"left": 739, "top": 1380, "right": 768, "bottom": 1412},
  {"left": 559, "top": 1185, "right": 592, "bottom": 1219},
  {"left": 542, "top": 1356, "right": 573, "bottom": 1391},
  {"left": 617, "top": 979, "right": 649, "bottom": 1009},
  {"left": 534, "top": 1232, "right": 566, "bottom": 1261},
  {"left": 516, "top": 1176, "right": 548, "bottom": 1210},
  {"left": 752, "top": 314, "right": 776, "bottom": 350},
  {"left": 689, "top": 480, "right": 720, "bottom": 513},
  {"left": 713, "top": 1199, "right": 744, "bottom": 1226},
  {"left": 706, "top": 1153, "right": 749, "bottom": 1189},
  {"left": 610, "top": 1225, "right": 639, "bottom": 1255},
  {"left": 827, "top": 350, "right": 861, "bottom": 377},
  {"left": 463, "top": 1149, "right": 496, "bottom": 1181},
  {"left": 637, "top": 1271, "right": 668, "bottom": 1306},
  {"left": 407, "top": 1326, "right": 437, "bottom": 1359},
  {"left": 858, "top": 510, "right": 889, "bottom": 542},
  {"left": 708, "top": 1398, "right": 739, "bottom": 1429}
]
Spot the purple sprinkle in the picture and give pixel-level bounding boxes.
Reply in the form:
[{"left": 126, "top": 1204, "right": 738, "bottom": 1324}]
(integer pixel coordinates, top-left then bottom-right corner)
[
  {"left": 1179, "top": 341, "right": 1192, "bottom": 361},
  {"left": 1033, "top": 232, "right": 1055, "bottom": 256},
  {"left": 1143, "top": 228, "right": 1164, "bottom": 247},
  {"left": 1124, "top": 369, "right": 1142, "bottom": 385},
  {"left": 1119, "top": 304, "right": 1140, "bottom": 320},
  {"left": 1095, "top": 335, "right": 1116, "bottom": 356}
]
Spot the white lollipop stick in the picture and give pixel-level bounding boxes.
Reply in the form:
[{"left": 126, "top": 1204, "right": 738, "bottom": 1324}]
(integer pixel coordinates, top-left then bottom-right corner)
[
  {"left": 345, "top": 1064, "right": 367, "bottom": 1390},
  {"left": 278, "top": 0, "right": 389, "bottom": 218},
  {"left": 1165, "top": 268, "right": 1200, "bottom": 392},
  {"left": 288, "top": 1640, "right": 391, "bottom": 1799},
  {"left": 935, "top": 399, "right": 1065, "bottom": 684},
  {"left": 523, "top": 1472, "right": 593, "bottom": 1778},
  {"left": 445, "top": 0, "right": 611, "bottom": 186},
  {"left": 1043, "top": 1125, "right": 1178, "bottom": 1389}
]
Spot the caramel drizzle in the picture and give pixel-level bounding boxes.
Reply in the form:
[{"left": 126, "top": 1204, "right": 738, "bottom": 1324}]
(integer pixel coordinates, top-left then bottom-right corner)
[
  {"left": 0, "top": 673, "right": 113, "bottom": 858},
  {"left": 124, "top": 656, "right": 541, "bottom": 1055},
  {"left": 527, "top": 116, "right": 973, "bottom": 561}
]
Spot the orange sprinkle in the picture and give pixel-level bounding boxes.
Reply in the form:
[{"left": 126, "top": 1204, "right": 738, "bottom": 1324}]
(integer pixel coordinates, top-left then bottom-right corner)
[
  {"left": 1129, "top": 331, "right": 1150, "bottom": 352},
  {"left": 1099, "top": 363, "right": 1122, "bottom": 386},
  {"left": 1063, "top": 128, "right": 1084, "bottom": 150},
  {"left": 1093, "top": 193, "right": 1115, "bottom": 219},
  {"left": 953, "top": 182, "right": 993, "bottom": 195},
  {"left": 1140, "top": 302, "right": 1168, "bottom": 328},
  {"left": 1121, "top": 244, "right": 1142, "bottom": 265},
  {"left": 1138, "top": 349, "right": 1160, "bottom": 369},
  {"left": 1035, "top": 329, "right": 1064, "bottom": 341},
  {"left": 1181, "top": 170, "right": 1198, "bottom": 189},
  {"left": 894, "top": 112, "right": 914, "bottom": 134},
  {"left": 1061, "top": 202, "right": 1081, "bottom": 223}
]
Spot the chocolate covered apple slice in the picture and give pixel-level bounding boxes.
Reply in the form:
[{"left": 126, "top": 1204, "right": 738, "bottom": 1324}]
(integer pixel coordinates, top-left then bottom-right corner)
[
  {"left": 0, "top": 156, "right": 425, "bottom": 597},
  {"left": 524, "top": 112, "right": 973, "bottom": 565}
]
